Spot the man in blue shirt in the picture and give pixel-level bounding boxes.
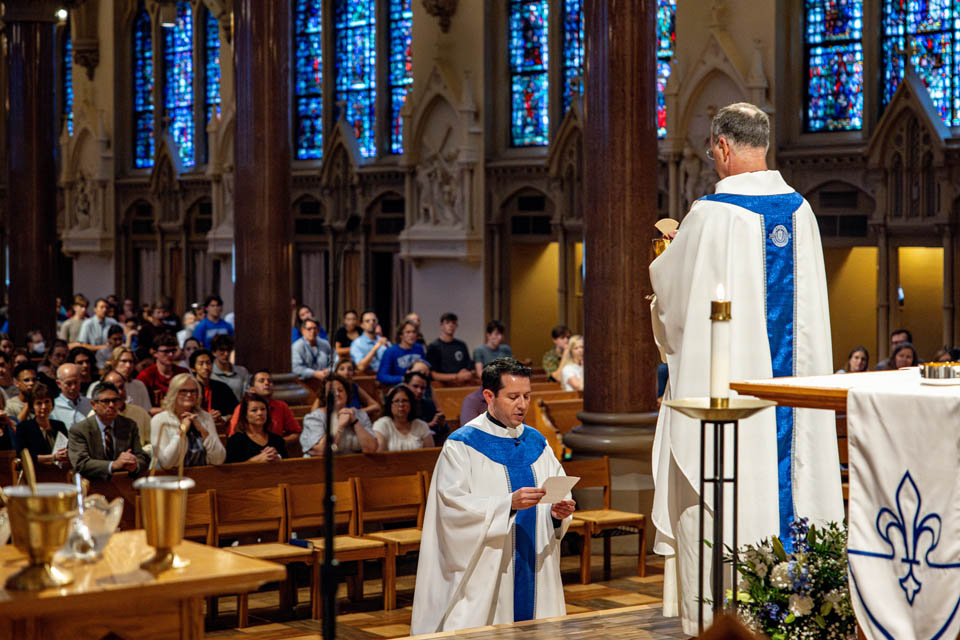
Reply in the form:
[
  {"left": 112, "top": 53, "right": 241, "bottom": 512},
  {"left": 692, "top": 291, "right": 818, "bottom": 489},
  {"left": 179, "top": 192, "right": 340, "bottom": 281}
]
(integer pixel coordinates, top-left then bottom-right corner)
[
  {"left": 292, "top": 318, "right": 332, "bottom": 381},
  {"left": 50, "top": 363, "right": 93, "bottom": 429},
  {"left": 377, "top": 320, "right": 425, "bottom": 385},
  {"left": 192, "top": 295, "right": 233, "bottom": 349},
  {"left": 350, "top": 310, "right": 389, "bottom": 374}
]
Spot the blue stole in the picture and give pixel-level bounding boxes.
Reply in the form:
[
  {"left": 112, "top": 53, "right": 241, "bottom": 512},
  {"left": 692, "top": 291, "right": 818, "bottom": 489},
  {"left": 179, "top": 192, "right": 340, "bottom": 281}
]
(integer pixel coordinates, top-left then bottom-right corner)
[
  {"left": 700, "top": 191, "right": 803, "bottom": 550},
  {"left": 447, "top": 420, "right": 548, "bottom": 622}
]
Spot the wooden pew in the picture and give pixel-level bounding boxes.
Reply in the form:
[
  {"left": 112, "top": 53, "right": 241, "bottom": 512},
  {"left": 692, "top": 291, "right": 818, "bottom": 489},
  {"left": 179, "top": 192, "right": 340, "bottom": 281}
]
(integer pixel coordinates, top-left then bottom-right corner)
[
  {"left": 434, "top": 381, "right": 564, "bottom": 428},
  {"left": 540, "top": 397, "right": 584, "bottom": 435},
  {"left": 527, "top": 391, "right": 580, "bottom": 459},
  {"left": 90, "top": 448, "right": 443, "bottom": 530}
]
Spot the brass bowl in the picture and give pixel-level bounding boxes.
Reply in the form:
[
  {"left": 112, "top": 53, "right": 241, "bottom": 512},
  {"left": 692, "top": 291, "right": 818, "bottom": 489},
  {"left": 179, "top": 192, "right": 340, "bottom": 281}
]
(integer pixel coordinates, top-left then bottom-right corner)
[
  {"left": 2, "top": 483, "right": 79, "bottom": 590},
  {"left": 133, "top": 476, "right": 195, "bottom": 573}
]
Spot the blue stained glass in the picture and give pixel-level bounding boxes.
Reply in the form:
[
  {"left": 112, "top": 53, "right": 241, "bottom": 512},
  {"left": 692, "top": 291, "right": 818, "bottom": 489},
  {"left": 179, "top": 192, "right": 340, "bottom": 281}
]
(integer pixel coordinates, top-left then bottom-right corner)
[
  {"left": 656, "top": 0, "right": 676, "bottom": 138},
  {"left": 64, "top": 29, "right": 74, "bottom": 136},
  {"left": 561, "top": 0, "right": 584, "bottom": 114},
  {"left": 133, "top": 7, "right": 154, "bottom": 168},
  {"left": 882, "top": 0, "right": 960, "bottom": 126},
  {"left": 335, "top": 0, "right": 376, "bottom": 158},
  {"left": 164, "top": 1, "right": 194, "bottom": 168},
  {"left": 295, "top": 0, "right": 323, "bottom": 160},
  {"left": 805, "top": 0, "right": 863, "bottom": 131},
  {"left": 508, "top": 0, "right": 549, "bottom": 146},
  {"left": 205, "top": 9, "right": 221, "bottom": 127},
  {"left": 389, "top": 0, "right": 413, "bottom": 154}
]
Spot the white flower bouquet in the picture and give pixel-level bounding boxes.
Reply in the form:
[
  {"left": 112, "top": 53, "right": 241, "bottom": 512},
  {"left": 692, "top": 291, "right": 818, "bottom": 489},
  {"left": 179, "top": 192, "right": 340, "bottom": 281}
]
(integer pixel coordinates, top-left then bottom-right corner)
[{"left": 725, "top": 519, "right": 857, "bottom": 640}]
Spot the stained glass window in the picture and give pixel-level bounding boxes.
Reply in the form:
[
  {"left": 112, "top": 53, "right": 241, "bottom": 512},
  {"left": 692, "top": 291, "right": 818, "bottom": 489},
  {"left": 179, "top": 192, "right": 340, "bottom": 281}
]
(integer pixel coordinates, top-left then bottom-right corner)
[
  {"left": 205, "top": 9, "right": 221, "bottom": 127},
  {"left": 335, "top": 0, "right": 377, "bottom": 159},
  {"left": 561, "top": 0, "right": 583, "bottom": 115},
  {"left": 882, "top": 0, "right": 960, "bottom": 126},
  {"left": 509, "top": 0, "right": 549, "bottom": 147},
  {"left": 295, "top": 0, "right": 323, "bottom": 160},
  {"left": 164, "top": 1, "right": 194, "bottom": 168},
  {"left": 656, "top": 0, "right": 676, "bottom": 138},
  {"left": 133, "top": 7, "right": 154, "bottom": 168},
  {"left": 804, "top": 1, "right": 863, "bottom": 131},
  {"left": 389, "top": 0, "right": 413, "bottom": 154},
  {"left": 64, "top": 29, "right": 74, "bottom": 136}
]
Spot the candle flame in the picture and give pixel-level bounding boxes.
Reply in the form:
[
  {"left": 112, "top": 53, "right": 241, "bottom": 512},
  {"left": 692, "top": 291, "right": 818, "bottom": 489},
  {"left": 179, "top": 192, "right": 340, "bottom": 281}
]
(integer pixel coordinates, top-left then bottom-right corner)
[{"left": 716, "top": 283, "right": 725, "bottom": 300}]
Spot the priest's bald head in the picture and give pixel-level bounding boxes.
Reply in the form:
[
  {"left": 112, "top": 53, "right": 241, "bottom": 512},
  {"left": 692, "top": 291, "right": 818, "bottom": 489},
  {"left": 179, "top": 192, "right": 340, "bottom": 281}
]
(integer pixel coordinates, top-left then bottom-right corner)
[
  {"left": 481, "top": 358, "right": 532, "bottom": 428},
  {"left": 708, "top": 102, "right": 770, "bottom": 180}
]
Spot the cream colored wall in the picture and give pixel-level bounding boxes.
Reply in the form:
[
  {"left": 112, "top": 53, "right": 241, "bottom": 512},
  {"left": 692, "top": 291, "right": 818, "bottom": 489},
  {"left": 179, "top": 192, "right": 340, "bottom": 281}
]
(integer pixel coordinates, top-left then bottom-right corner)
[
  {"left": 896, "top": 247, "right": 944, "bottom": 362},
  {"left": 509, "top": 242, "right": 559, "bottom": 364},
  {"left": 823, "top": 247, "right": 878, "bottom": 371}
]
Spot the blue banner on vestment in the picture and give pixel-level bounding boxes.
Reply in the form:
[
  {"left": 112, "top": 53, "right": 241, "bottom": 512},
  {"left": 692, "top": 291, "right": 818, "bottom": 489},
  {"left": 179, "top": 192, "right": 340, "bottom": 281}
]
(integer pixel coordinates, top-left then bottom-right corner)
[
  {"left": 699, "top": 191, "right": 802, "bottom": 549},
  {"left": 447, "top": 423, "right": 547, "bottom": 621}
]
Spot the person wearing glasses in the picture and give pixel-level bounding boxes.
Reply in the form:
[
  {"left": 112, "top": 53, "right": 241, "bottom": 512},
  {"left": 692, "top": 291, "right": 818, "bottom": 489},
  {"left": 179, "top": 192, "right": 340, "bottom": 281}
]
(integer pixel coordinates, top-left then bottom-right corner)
[
  {"left": 151, "top": 373, "right": 225, "bottom": 469},
  {"left": 136, "top": 334, "right": 189, "bottom": 408},
  {"left": 372, "top": 385, "right": 434, "bottom": 452},
  {"left": 649, "top": 102, "right": 842, "bottom": 634},
  {"left": 68, "top": 382, "right": 149, "bottom": 480}
]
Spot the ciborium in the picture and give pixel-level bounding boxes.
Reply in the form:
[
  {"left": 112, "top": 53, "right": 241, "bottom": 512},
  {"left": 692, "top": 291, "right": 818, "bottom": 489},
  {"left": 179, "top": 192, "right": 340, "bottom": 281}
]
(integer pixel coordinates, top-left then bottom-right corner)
[
  {"left": 3, "top": 483, "right": 79, "bottom": 590},
  {"left": 133, "top": 476, "right": 195, "bottom": 573}
]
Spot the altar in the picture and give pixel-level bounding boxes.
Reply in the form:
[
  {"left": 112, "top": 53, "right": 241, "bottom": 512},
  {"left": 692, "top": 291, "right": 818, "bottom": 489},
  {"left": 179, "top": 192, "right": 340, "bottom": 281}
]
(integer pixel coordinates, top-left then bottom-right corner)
[
  {"left": 734, "top": 367, "right": 960, "bottom": 640},
  {"left": 0, "top": 530, "right": 285, "bottom": 640}
]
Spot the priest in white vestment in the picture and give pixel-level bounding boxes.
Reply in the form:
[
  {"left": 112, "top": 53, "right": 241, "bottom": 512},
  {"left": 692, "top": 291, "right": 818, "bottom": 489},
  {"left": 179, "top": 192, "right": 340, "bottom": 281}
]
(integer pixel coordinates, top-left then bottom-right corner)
[
  {"left": 411, "top": 358, "right": 576, "bottom": 634},
  {"left": 649, "top": 103, "right": 844, "bottom": 634}
]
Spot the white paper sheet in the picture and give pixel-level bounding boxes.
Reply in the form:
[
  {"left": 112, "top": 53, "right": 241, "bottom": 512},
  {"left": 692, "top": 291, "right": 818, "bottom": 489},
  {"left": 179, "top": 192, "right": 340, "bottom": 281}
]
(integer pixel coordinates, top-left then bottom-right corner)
[
  {"left": 539, "top": 475, "right": 579, "bottom": 504},
  {"left": 54, "top": 431, "right": 69, "bottom": 452}
]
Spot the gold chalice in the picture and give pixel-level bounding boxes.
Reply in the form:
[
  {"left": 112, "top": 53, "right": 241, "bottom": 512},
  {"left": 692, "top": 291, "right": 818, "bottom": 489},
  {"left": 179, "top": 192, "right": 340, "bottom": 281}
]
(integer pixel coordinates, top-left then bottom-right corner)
[
  {"left": 3, "top": 483, "right": 79, "bottom": 590},
  {"left": 652, "top": 237, "right": 671, "bottom": 258},
  {"left": 133, "top": 476, "right": 195, "bottom": 573}
]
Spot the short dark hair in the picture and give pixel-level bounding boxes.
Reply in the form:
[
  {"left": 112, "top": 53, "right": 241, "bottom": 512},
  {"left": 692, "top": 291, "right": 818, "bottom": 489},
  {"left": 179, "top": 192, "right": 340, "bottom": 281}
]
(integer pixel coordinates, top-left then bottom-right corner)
[
  {"left": 252, "top": 368, "right": 272, "bottom": 382},
  {"left": 302, "top": 317, "right": 319, "bottom": 330},
  {"left": 440, "top": 312, "right": 458, "bottom": 323},
  {"left": 481, "top": 358, "right": 532, "bottom": 396},
  {"left": 210, "top": 333, "right": 234, "bottom": 352},
  {"left": 26, "top": 383, "right": 52, "bottom": 411},
  {"left": 486, "top": 320, "right": 505, "bottom": 335},
  {"left": 94, "top": 297, "right": 109, "bottom": 307},
  {"left": 13, "top": 362, "right": 36, "bottom": 379},
  {"left": 107, "top": 324, "right": 124, "bottom": 338},
  {"left": 395, "top": 320, "right": 418, "bottom": 343},
  {"left": 343, "top": 309, "right": 358, "bottom": 318},
  {"left": 92, "top": 381, "right": 121, "bottom": 402},
  {"left": 360, "top": 310, "right": 377, "bottom": 322},
  {"left": 189, "top": 348, "right": 214, "bottom": 369},
  {"left": 153, "top": 332, "right": 178, "bottom": 350},
  {"left": 203, "top": 295, "right": 223, "bottom": 308},
  {"left": 403, "top": 369, "right": 429, "bottom": 386},
  {"left": 551, "top": 325, "right": 571, "bottom": 340},
  {"left": 385, "top": 384, "right": 418, "bottom": 420},
  {"left": 68, "top": 346, "right": 94, "bottom": 363},
  {"left": 891, "top": 328, "right": 912, "bottom": 343}
]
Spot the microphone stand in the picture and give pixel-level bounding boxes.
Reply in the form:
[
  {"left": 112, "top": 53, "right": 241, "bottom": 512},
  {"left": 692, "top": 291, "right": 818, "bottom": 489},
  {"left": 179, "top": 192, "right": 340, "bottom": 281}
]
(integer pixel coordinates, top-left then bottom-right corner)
[{"left": 322, "top": 373, "right": 337, "bottom": 638}]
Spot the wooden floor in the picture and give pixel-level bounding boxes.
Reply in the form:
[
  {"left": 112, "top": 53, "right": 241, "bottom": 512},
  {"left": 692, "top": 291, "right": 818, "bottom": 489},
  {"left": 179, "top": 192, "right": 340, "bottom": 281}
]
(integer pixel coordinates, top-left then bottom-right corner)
[{"left": 205, "top": 554, "right": 684, "bottom": 639}]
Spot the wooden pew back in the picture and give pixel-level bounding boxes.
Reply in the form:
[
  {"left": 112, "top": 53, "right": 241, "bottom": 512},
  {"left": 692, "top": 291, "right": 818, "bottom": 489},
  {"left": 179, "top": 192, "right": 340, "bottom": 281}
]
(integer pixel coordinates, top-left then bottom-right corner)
[
  {"left": 284, "top": 480, "right": 356, "bottom": 537},
  {"left": 541, "top": 398, "right": 583, "bottom": 434},
  {"left": 562, "top": 456, "right": 612, "bottom": 509},
  {"left": 214, "top": 486, "right": 287, "bottom": 542},
  {"left": 355, "top": 472, "right": 426, "bottom": 534}
]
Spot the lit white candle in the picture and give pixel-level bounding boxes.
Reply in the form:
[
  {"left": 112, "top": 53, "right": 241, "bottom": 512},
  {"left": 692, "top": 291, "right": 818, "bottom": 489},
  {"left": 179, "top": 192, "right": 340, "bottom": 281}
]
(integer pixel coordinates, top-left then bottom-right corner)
[{"left": 710, "top": 283, "right": 731, "bottom": 408}]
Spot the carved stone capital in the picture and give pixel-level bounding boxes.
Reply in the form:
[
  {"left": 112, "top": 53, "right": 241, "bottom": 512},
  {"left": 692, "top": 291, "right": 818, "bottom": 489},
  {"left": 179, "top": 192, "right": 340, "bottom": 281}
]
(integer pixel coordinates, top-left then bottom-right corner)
[
  {"left": 73, "top": 40, "right": 99, "bottom": 80},
  {"left": 422, "top": 0, "right": 457, "bottom": 33}
]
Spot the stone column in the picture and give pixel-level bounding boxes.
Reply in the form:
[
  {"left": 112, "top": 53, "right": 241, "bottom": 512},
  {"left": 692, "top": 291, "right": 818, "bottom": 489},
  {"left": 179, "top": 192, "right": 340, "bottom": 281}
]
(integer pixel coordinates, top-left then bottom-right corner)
[
  {"left": 233, "top": 0, "right": 293, "bottom": 371},
  {"left": 4, "top": 1, "right": 60, "bottom": 345},
  {"left": 565, "top": 0, "right": 659, "bottom": 456},
  {"left": 874, "top": 223, "right": 889, "bottom": 361}
]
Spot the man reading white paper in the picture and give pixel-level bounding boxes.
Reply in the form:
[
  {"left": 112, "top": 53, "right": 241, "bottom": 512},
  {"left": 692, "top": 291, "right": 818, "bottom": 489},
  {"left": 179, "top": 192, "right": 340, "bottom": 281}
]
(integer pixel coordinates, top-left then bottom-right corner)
[
  {"left": 411, "top": 358, "right": 576, "bottom": 634},
  {"left": 649, "top": 103, "right": 844, "bottom": 634}
]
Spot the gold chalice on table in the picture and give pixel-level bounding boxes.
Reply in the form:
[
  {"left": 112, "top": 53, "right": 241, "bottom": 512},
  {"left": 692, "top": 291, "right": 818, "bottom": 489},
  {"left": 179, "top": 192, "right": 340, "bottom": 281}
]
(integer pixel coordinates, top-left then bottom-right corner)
[
  {"left": 133, "top": 476, "right": 195, "bottom": 573},
  {"left": 2, "top": 482, "right": 79, "bottom": 590}
]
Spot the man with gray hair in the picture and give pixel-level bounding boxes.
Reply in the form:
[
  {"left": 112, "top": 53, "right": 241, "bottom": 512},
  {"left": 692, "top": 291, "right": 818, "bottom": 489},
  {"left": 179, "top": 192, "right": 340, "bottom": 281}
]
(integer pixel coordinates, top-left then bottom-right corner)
[{"left": 649, "top": 102, "right": 844, "bottom": 633}]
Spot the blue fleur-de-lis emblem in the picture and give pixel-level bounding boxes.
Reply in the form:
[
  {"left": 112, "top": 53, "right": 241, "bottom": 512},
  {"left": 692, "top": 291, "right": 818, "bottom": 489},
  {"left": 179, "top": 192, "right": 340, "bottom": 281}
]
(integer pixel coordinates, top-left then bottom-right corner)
[
  {"left": 848, "top": 470, "right": 960, "bottom": 639},
  {"left": 874, "top": 472, "right": 943, "bottom": 604}
]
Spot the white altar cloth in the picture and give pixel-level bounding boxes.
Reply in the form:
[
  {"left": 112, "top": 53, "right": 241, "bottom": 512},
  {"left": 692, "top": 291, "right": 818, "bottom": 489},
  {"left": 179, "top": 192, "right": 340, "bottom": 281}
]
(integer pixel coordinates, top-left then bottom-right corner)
[{"left": 846, "top": 367, "right": 960, "bottom": 640}]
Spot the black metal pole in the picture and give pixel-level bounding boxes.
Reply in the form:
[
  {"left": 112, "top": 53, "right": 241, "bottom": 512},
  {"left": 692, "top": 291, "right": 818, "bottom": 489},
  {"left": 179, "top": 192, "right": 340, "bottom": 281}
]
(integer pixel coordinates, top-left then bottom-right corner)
[
  {"left": 698, "top": 419, "right": 706, "bottom": 634},
  {"left": 733, "top": 420, "right": 739, "bottom": 611},
  {"left": 712, "top": 420, "right": 724, "bottom": 617},
  {"left": 322, "top": 348, "right": 338, "bottom": 637}
]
